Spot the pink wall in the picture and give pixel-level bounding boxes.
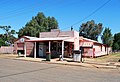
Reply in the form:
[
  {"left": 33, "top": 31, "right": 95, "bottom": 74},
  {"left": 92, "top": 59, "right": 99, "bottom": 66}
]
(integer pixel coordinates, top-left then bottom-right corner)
[
  {"left": 14, "top": 36, "right": 34, "bottom": 56},
  {"left": 26, "top": 42, "right": 34, "bottom": 56},
  {"left": 93, "top": 43, "right": 108, "bottom": 56},
  {"left": 0, "top": 46, "right": 13, "bottom": 54},
  {"left": 79, "top": 37, "right": 110, "bottom": 57},
  {"left": 74, "top": 31, "right": 79, "bottom": 50}
]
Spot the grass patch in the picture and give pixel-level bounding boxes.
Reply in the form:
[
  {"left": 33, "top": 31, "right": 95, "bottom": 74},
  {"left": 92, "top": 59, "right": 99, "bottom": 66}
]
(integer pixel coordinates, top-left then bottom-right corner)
[
  {"left": 111, "top": 53, "right": 120, "bottom": 57},
  {"left": 94, "top": 53, "right": 120, "bottom": 62}
]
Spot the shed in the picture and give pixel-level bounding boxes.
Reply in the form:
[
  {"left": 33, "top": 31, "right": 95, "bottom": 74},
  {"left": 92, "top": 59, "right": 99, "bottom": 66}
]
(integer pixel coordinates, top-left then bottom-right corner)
[{"left": 14, "top": 36, "right": 37, "bottom": 56}]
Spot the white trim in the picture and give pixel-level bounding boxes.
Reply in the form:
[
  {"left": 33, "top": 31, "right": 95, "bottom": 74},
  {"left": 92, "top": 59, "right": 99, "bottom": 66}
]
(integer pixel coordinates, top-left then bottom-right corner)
[
  {"left": 80, "top": 37, "right": 103, "bottom": 44},
  {"left": 26, "top": 37, "right": 74, "bottom": 42},
  {"left": 49, "top": 41, "right": 51, "bottom": 53},
  {"left": 61, "top": 40, "right": 64, "bottom": 61},
  {"left": 24, "top": 36, "right": 37, "bottom": 40},
  {"left": 34, "top": 42, "right": 36, "bottom": 58}
]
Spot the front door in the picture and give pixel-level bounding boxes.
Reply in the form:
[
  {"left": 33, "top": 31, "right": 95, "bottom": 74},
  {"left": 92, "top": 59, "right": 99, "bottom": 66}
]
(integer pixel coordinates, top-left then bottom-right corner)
[{"left": 39, "top": 44, "right": 44, "bottom": 57}]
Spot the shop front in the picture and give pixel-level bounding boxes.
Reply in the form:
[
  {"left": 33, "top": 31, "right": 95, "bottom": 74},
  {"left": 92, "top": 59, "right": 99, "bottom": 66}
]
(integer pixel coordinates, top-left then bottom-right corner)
[{"left": 24, "top": 37, "right": 74, "bottom": 60}]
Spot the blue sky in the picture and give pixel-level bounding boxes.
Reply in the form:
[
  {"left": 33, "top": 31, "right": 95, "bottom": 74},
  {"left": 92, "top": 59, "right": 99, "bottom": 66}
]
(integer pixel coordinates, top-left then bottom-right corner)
[{"left": 0, "top": 0, "right": 120, "bottom": 41}]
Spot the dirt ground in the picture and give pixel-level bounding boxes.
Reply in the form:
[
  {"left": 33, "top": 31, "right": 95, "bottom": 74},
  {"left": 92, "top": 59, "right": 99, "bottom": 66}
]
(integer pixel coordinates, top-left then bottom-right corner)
[{"left": 0, "top": 53, "right": 120, "bottom": 64}]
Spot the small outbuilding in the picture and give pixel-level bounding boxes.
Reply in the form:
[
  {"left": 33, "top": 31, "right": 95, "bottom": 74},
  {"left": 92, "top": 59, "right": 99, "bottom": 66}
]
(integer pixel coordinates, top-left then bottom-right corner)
[
  {"left": 14, "top": 36, "right": 37, "bottom": 57},
  {"left": 79, "top": 37, "right": 112, "bottom": 57}
]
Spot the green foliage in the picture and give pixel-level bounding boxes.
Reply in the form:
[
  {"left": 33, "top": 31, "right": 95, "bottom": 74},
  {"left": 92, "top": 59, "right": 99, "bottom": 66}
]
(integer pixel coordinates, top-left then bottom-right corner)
[
  {"left": 101, "top": 27, "right": 113, "bottom": 47},
  {"left": 0, "top": 26, "right": 16, "bottom": 46},
  {"left": 113, "top": 42, "right": 119, "bottom": 51},
  {"left": 18, "top": 12, "right": 58, "bottom": 37},
  {"left": 112, "top": 33, "right": 120, "bottom": 51},
  {"left": 79, "top": 20, "right": 103, "bottom": 41},
  {"left": 0, "top": 37, "right": 5, "bottom": 46},
  {"left": 0, "top": 26, "right": 11, "bottom": 33}
]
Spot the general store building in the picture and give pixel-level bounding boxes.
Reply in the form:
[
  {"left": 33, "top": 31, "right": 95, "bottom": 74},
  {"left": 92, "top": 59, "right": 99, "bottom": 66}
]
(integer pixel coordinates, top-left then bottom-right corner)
[{"left": 14, "top": 29, "right": 111, "bottom": 60}]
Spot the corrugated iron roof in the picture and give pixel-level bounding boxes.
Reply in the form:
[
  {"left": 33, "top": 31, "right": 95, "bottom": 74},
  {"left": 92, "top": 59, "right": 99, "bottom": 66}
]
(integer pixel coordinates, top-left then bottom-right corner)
[{"left": 23, "top": 36, "right": 38, "bottom": 40}]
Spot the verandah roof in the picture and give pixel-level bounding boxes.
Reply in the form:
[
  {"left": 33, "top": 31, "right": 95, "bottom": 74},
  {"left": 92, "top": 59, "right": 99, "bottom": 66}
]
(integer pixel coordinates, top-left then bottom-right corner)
[{"left": 25, "top": 37, "right": 74, "bottom": 42}]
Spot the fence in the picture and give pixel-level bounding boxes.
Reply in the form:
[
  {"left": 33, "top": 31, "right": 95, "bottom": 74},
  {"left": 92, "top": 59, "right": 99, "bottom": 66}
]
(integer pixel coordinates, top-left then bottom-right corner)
[{"left": 0, "top": 46, "right": 14, "bottom": 54}]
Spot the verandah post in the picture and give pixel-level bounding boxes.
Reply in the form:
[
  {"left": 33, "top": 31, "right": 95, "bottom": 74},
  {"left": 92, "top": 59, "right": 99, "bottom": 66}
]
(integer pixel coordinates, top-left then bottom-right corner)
[
  {"left": 61, "top": 40, "right": 64, "bottom": 61},
  {"left": 34, "top": 42, "right": 36, "bottom": 58}
]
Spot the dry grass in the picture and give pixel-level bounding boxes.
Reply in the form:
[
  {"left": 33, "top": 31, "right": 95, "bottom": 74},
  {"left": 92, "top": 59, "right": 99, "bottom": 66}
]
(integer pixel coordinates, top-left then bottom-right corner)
[
  {"left": 94, "top": 53, "right": 120, "bottom": 62},
  {"left": 0, "top": 54, "right": 18, "bottom": 59},
  {"left": 84, "top": 53, "right": 120, "bottom": 63}
]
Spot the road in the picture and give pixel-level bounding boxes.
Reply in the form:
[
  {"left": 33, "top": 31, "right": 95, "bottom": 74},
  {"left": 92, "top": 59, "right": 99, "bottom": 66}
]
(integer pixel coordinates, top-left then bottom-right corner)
[{"left": 0, "top": 58, "right": 120, "bottom": 82}]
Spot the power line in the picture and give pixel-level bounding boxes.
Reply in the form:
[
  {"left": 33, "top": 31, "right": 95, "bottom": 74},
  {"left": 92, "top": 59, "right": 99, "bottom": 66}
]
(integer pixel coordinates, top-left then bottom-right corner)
[
  {"left": 0, "top": 5, "right": 36, "bottom": 19},
  {"left": 72, "top": 0, "right": 111, "bottom": 26},
  {"left": 0, "top": 9, "right": 36, "bottom": 21},
  {"left": 0, "top": 1, "right": 37, "bottom": 20},
  {"left": 0, "top": 1, "right": 59, "bottom": 20},
  {"left": 0, "top": 0, "right": 85, "bottom": 21},
  {"left": 0, "top": 0, "right": 16, "bottom": 8},
  {"left": 61, "top": 0, "right": 111, "bottom": 30},
  {"left": 0, "top": 0, "right": 37, "bottom": 15}
]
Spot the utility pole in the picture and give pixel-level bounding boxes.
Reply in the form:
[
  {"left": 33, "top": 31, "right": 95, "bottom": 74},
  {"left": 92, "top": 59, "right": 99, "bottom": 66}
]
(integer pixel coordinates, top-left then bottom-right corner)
[{"left": 71, "top": 26, "right": 73, "bottom": 31}]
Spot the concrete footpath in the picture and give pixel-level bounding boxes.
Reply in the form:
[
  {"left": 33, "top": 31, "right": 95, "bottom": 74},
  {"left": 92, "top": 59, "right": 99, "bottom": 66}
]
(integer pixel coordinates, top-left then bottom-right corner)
[{"left": 0, "top": 54, "right": 120, "bottom": 69}]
